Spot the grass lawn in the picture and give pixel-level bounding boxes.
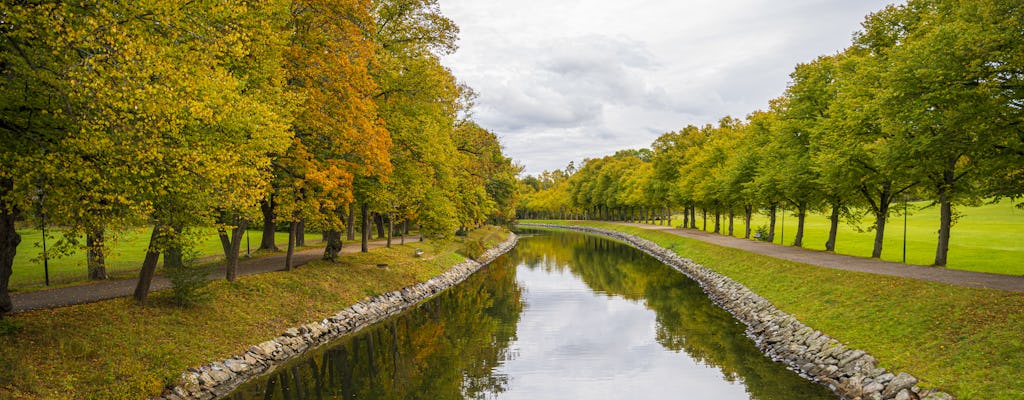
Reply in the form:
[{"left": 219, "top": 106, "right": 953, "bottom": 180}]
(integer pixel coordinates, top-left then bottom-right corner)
[
  {"left": 672, "top": 199, "right": 1024, "bottom": 275},
  {"left": 524, "top": 220, "right": 1024, "bottom": 400},
  {"left": 0, "top": 226, "right": 509, "bottom": 400},
  {"left": 10, "top": 228, "right": 301, "bottom": 291}
]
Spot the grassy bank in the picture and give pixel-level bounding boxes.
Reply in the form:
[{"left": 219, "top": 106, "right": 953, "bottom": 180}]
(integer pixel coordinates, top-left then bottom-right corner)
[
  {"left": 524, "top": 220, "right": 1024, "bottom": 400},
  {"left": 10, "top": 228, "right": 300, "bottom": 291},
  {"left": 670, "top": 199, "right": 1024, "bottom": 275},
  {"left": 0, "top": 226, "right": 509, "bottom": 399}
]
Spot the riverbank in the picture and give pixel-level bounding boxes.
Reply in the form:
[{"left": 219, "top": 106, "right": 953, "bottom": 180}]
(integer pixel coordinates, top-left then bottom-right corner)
[
  {"left": 522, "top": 221, "right": 1024, "bottom": 400},
  {"left": 0, "top": 226, "right": 511, "bottom": 399}
]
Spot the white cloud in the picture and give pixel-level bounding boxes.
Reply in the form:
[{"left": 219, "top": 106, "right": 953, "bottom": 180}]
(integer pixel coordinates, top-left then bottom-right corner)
[{"left": 440, "top": 0, "right": 898, "bottom": 175}]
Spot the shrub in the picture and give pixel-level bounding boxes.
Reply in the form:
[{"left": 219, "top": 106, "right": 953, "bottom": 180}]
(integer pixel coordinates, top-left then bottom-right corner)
[
  {"left": 753, "top": 225, "right": 771, "bottom": 242},
  {"left": 164, "top": 249, "right": 214, "bottom": 307}
]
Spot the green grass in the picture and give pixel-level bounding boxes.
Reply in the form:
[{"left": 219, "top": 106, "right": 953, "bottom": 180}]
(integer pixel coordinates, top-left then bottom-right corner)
[
  {"left": 670, "top": 199, "right": 1024, "bottom": 275},
  {"left": 524, "top": 220, "right": 1024, "bottom": 400},
  {"left": 0, "top": 226, "right": 509, "bottom": 400},
  {"left": 10, "top": 228, "right": 299, "bottom": 291}
]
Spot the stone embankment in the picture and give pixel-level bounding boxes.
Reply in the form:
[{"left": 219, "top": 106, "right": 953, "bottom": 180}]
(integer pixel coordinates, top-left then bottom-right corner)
[
  {"left": 521, "top": 224, "right": 953, "bottom": 400},
  {"left": 154, "top": 234, "right": 518, "bottom": 400}
]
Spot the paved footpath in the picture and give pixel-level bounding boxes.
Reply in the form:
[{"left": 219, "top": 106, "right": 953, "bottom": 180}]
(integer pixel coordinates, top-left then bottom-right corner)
[
  {"left": 617, "top": 222, "right": 1024, "bottom": 293},
  {"left": 7, "top": 237, "right": 420, "bottom": 314}
]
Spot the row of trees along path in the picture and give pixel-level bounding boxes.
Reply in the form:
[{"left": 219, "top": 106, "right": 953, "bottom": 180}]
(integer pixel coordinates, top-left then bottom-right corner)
[
  {"left": 617, "top": 222, "right": 1024, "bottom": 293},
  {"left": 6, "top": 236, "right": 415, "bottom": 314}
]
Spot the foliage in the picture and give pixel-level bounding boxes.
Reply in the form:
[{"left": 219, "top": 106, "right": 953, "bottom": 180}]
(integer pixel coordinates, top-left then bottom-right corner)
[
  {"left": 0, "top": 226, "right": 508, "bottom": 399},
  {"left": 2, "top": 0, "right": 517, "bottom": 303},
  {"left": 164, "top": 249, "right": 214, "bottom": 307}
]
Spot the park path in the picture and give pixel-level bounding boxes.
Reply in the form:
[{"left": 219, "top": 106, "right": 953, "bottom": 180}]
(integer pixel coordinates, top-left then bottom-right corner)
[
  {"left": 616, "top": 222, "right": 1024, "bottom": 293},
  {"left": 7, "top": 236, "right": 419, "bottom": 314}
]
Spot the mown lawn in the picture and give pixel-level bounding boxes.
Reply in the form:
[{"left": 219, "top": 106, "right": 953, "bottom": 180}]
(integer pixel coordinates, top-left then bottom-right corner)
[
  {"left": 0, "top": 226, "right": 509, "bottom": 400},
  {"left": 10, "top": 228, "right": 301, "bottom": 291},
  {"left": 524, "top": 220, "right": 1024, "bottom": 400},
  {"left": 671, "top": 199, "right": 1024, "bottom": 275}
]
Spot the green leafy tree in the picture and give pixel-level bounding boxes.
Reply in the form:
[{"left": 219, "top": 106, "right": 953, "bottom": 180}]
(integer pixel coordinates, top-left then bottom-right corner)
[{"left": 857, "top": 0, "right": 1024, "bottom": 265}]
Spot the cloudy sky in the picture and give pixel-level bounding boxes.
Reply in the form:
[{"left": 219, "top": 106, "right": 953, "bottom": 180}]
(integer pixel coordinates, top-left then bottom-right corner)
[{"left": 437, "top": 0, "right": 896, "bottom": 176}]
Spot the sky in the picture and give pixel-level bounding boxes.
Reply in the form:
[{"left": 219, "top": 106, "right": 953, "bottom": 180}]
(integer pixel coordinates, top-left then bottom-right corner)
[{"left": 437, "top": 0, "right": 897, "bottom": 176}]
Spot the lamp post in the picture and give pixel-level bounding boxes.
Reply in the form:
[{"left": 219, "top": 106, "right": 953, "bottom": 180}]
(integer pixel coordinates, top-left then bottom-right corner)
[
  {"left": 902, "top": 195, "right": 908, "bottom": 264},
  {"left": 41, "top": 222, "right": 49, "bottom": 286},
  {"left": 780, "top": 206, "right": 785, "bottom": 245},
  {"left": 37, "top": 190, "right": 50, "bottom": 286}
]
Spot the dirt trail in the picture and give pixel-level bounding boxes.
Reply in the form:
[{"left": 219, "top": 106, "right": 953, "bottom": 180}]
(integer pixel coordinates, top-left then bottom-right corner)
[{"left": 616, "top": 222, "right": 1024, "bottom": 293}]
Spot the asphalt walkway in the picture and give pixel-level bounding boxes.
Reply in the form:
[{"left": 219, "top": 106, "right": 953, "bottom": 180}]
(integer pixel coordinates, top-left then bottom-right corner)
[
  {"left": 618, "top": 222, "right": 1024, "bottom": 293},
  {"left": 7, "top": 236, "right": 419, "bottom": 314}
]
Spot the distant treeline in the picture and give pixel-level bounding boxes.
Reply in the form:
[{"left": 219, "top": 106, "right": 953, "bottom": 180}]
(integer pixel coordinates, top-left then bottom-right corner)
[{"left": 518, "top": 0, "right": 1023, "bottom": 267}]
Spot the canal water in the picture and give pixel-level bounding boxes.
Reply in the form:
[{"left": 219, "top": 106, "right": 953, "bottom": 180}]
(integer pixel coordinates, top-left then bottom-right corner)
[{"left": 230, "top": 229, "right": 835, "bottom": 399}]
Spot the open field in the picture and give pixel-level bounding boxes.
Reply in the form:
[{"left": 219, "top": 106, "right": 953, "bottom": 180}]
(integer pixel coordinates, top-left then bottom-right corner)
[
  {"left": 523, "top": 220, "right": 1024, "bottom": 400},
  {"left": 10, "top": 228, "right": 299, "bottom": 291},
  {"left": 673, "top": 199, "right": 1024, "bottom": 275},
  {"left": 0, "top": 226, "right": 509, "bottom": 400}
]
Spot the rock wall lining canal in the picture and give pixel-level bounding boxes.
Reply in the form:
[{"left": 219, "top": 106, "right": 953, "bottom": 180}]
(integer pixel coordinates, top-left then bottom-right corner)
[
  {"left": 153, "top": 234, "right": 518, "bottom": 400},
  {"left": 519, "top": 224, "right": 954, "bottom": 400}
]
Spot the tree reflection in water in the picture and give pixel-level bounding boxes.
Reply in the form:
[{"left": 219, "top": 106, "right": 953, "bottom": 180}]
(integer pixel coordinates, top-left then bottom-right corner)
[
  {"left": 512, "top": 229, "right": 835, "bottom": 399},
  {"left": 230, "top": 229, "right": 834, "bottom": 400},
  {"left": 230, "top": 256, "right": 523, "bottom": 400}
]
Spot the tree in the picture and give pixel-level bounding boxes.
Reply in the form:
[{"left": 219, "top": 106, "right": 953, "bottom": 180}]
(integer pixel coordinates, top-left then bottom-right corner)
[
  {"left": 822, "top": 46, "right": 919, "bottom": 259},
  {"left": 857, "top": 0, "right": 1024, "bottom": 265},
  {"left": 275, "top": 0, "right": 390, "bottom": 262}
]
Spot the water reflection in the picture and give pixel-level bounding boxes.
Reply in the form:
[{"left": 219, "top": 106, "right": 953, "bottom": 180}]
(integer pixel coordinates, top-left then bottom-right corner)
[
  {"left": 509, "top": 229, "right": 835, "bottom": 399},
  {"left": 230, "top": 258, "right": 523, "bottom": 400},
  {"left": 230, "top": 229, "right": 834, "bottom": 400}
]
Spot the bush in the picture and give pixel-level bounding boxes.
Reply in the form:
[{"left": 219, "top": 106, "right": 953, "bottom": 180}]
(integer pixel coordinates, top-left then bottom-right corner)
[
  {"left": 164, "top": 249, "right": 214, "bottom": 307},
  {"left": 458, "top": 239, "right": 486, "bottom": 260},
  {"left": 753, "top": 225, "right": 771, "bottom": 242}
]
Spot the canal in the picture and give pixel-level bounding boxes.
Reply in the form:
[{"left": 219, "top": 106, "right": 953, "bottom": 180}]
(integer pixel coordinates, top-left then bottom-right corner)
[{"left": 230, "top": 228, "right": 835, "bottom": 399}]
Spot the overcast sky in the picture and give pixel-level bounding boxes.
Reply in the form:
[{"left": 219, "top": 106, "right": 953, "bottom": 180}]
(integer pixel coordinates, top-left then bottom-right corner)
[{"left": 437, "top": 0, "right": 897, "bottom": 176}]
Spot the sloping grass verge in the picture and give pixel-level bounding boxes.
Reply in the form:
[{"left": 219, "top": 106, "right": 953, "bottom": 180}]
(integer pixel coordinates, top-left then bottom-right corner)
[
  {"left": 523, "top": 220, "right": 1024, "bottom": 400},
  {"left": 0, "top": 226, "right": 508, "bottom": 400}
]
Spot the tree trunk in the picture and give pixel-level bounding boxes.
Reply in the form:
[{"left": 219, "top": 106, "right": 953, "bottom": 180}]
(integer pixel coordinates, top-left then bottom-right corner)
[
  {"left": 374, "top": 213, "right": 385, "bottom": 239},
  {"left": 728, "top": 209, "right": 734, "bottom": 237},
  {"left": 386, "top": 213, "right": 393, "bottom": 248},
  {"left": 295, "top": 220, "right": 305, "bottom": 247},
  {"left": 934, "top": 165, "right": 956, "bottom": 266},
  {"left": 285, "top": 221, "right": 298, "bottom": 271},
  {"left": 682, "top": 206, "right": 688, "bottom": 228},
  {"left": 322, "top": 230, "right": 343, "bottom": 261},
  {"left": 401, "top": 221, "right": 407, "bottom": 245},
  {"left": 767, "top": 203, "right": 777, "bottom": 243},
  {"left": 872, "top": 201, "right": 890, "bottom": 258},
  {"left": 346, "top": 206, "right": 356, "bottom": 241},
  {"left": 689, "top": 206, "right": 697, "bottom": 229},
  {"left": 260, "top": 197, "right": 277, "bottom": 251},
  {"left": 826, "top": 200, "right": 840, "bottom": 252},
  {"left": 0, "top": 196, "right": 21, "bottom": 313},
  {"left": 744, "top": 205, "right": 752, "bottom": 239},
  {"left": 794, "top": 205, "right": 807, "bottom": 247},
  {"left": 713, "top": 207, "right": 721, "bottom": 234},
  {"left": 87, "top": 227, "right": 108, "bottom": 280},
  {"left": 361, "top": 202, "right": 370, "bottom": 253},
  {"left": 666, "top": 207, "right": 671, "bottom": 227},
  {"left": 218, "top": 219, "right": 249, "bottom": 282},
  {"left": 701, "top": 208, "right": 707, "bottom": 231},
  {"left": 133, "top": 225, "right": 163, "bottom": 305}
]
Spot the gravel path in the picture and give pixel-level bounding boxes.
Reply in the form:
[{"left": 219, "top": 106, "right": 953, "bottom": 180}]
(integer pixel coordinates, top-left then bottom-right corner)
[
  {"left": 617, "top": 222, "right": 1024, "bottom": 293},
  {"left": 7, "top": 237, "right": 419, "bottom": 314}
]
